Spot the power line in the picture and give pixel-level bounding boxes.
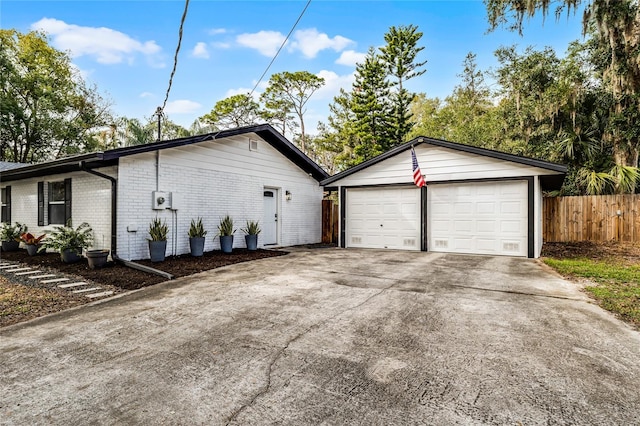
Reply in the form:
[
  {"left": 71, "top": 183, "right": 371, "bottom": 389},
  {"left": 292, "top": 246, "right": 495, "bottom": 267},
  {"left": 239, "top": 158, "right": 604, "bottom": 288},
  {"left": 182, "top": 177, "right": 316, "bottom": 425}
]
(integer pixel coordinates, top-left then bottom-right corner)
[
  {"left": 162, "top": 0, "right": 190, "bottom": 112},
  {"left": 249, "top": 0, "right": 311, "bottom": 97}
]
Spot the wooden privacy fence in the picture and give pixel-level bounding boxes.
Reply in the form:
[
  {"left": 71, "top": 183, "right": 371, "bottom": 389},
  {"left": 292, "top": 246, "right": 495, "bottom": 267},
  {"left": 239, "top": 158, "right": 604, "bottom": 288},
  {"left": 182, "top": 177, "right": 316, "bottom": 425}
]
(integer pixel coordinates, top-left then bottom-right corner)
[
  {"left": 543, "top": 195, "right": 640, "bottom": 242},
  {"left": 322, "top": 199, "right": 339, "bottom": 244}
]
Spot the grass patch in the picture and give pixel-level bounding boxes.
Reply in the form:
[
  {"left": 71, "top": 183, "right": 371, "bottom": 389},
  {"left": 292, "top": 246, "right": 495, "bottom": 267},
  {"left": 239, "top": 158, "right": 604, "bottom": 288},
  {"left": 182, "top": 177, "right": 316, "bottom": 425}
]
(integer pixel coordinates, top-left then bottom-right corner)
[
  {"left": 543, "top": 257, "right": 640, "bottom": 326},
  {"left": 0, "top": 277, "right": 84, "bottom": 327}
]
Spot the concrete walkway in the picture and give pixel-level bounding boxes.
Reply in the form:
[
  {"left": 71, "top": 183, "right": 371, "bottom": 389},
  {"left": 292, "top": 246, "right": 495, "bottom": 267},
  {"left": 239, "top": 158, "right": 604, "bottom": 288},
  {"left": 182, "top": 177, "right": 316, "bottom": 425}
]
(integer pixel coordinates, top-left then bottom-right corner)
[
  {"left": 1, "top": 249, "right": 639, "bottom": 425},
  {"left": 0, "top": 260, "right": 115, "bottom": 299}
]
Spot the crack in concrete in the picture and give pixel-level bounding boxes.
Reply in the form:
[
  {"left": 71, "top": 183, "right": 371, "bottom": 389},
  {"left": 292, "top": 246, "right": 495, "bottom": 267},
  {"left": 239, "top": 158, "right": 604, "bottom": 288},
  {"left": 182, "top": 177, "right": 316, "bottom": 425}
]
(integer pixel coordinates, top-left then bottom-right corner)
[
  {"left": 224, "top": 282, "right": 396, "bottom": 425},
  {"left": 326, "top": 270, "right": 584, "bottom": 301}
]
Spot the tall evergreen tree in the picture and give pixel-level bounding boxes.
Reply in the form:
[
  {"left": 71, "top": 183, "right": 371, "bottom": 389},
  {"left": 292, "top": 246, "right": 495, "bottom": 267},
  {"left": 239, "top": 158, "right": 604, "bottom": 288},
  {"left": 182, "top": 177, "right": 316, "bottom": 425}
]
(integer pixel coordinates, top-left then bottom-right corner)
[
  {"left": 379, "top": 25, "right": 427, "bottom": 146},
  {"left": 351, "top": 48, "right": 394, "bottom": 161}
]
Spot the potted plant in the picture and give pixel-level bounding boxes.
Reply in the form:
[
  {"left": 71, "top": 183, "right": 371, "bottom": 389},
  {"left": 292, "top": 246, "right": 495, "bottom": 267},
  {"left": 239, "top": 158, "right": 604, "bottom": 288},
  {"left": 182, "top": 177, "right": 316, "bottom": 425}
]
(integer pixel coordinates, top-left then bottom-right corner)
[
  {"left": 39, "top": 222, "right": 94, "bottom": 263},
  {"left": 86, "top": 249, "right": 110, "bottom": 269},
  {"left": 217, "top": 215, "right": 236, "bottom": 254},
  {"left": 19, "top": 232, "right": 46, "bottom": 256},
  {"left": 241, "top": 220, "right": 261, "bottom": 251},
  {"left": 148, "top": 217, "right": 169, "bottom": 262},
  {"left": 1, "top": 222, "right": 27, "bottom": 252},
  {"left": 188, "top": 217, "right": 207, "bottom": 257}
]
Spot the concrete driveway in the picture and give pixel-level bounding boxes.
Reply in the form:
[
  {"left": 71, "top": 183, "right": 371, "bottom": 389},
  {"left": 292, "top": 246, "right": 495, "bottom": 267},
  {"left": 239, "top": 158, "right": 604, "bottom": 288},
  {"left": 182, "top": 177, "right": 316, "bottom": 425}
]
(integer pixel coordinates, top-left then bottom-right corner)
[{"left": 1, "top": 248, "right": 639, "bottom": 425}]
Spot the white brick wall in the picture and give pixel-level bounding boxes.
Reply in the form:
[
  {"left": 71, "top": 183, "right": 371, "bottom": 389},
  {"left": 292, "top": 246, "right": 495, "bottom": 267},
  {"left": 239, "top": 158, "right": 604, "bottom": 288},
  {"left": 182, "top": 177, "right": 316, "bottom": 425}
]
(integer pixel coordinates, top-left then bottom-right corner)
[
  {"left": 1, "top": 167, "right": 116, "bottom": 251},
  {"left": 117, "top": 134, "right": 324, "bottom": 260}
]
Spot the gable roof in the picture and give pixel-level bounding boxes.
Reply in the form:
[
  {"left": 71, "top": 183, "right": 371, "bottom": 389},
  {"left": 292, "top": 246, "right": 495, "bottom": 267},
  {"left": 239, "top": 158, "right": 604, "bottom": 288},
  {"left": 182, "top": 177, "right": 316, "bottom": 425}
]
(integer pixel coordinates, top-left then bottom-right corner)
[
  {"left": 0, "top": 161, "right": 27, "bottom": 172},
  {"left": 320, "top": 136, "right": 568, "bottom": 190},
  {"left": 0, "top": 124, "right": 329, "bottom": 183}
]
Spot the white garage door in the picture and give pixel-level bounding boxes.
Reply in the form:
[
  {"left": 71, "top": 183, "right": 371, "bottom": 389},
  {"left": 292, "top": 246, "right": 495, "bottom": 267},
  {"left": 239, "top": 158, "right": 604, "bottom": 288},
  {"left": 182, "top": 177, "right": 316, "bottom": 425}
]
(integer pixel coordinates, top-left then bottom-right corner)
[
  {"left": 346, "top": 187, "right": 421, "bottom": 250},
  {"left": 428, "top": 180, "right": 528, "bottom": 256}
]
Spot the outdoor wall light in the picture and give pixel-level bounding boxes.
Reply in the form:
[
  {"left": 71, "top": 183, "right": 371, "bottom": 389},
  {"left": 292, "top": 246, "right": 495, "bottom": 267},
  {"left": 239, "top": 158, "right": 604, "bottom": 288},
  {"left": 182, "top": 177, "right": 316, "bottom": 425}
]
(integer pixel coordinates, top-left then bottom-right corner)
[{"left": 286, "top": 190, "right": 292, "bottom": 201}]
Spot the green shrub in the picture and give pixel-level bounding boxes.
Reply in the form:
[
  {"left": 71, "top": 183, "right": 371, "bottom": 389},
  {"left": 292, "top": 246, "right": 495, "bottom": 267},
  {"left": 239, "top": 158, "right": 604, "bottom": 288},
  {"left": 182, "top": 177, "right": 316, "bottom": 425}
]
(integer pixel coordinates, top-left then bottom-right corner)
[
  {"left": 188, "top": 217, "right": 207, "bottom": 238},
  {"left": 40, "top": 222, "right": 93, "bottom": 255},
  {"left": 241, "top": 220, "right": 261, "bottom": 235},
  {"left": 148, "top": 217, "right": 169, "bottom": 241},
  {"left": 217, "top": 215, "right": 236, "bottom": 237},
  {"left": 0, "top": 222, "right": 27, "bottom": 241}
]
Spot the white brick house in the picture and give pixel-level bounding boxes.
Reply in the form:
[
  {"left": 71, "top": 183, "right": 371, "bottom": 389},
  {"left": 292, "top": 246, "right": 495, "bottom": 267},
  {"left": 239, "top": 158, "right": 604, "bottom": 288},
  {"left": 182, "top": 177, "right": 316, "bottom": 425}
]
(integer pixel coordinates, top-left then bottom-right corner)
[{"left": 0, "top": 124, "right": 328, "bottom": 260}]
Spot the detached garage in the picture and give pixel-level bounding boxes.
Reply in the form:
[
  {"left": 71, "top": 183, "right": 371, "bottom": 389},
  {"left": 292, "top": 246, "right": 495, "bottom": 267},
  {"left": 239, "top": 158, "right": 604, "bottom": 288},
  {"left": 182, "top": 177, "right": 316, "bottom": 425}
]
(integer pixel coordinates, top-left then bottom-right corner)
[{"left": 321, "top": 137, "right": 567, "bottom": 258}]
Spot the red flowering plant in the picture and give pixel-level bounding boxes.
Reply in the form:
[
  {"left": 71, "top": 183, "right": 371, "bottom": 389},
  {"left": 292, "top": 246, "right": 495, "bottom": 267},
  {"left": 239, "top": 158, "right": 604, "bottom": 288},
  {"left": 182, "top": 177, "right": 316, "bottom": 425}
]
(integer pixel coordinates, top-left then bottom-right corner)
[{"left": 19, "top": 232, "right": 46, "bottom": 245}]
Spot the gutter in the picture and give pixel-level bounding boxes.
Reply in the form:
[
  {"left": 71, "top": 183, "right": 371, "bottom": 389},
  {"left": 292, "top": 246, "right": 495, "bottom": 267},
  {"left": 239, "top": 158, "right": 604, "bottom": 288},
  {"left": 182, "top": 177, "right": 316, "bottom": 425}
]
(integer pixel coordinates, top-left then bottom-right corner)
[{"left": 79, "top": 161, "right": 173, "bottom": 280}]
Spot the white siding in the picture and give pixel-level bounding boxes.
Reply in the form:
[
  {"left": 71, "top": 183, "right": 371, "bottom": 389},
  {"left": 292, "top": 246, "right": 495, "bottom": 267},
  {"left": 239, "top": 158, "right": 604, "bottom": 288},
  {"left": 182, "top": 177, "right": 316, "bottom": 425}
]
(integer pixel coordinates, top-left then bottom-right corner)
[
  {"left": 332, "top": 145, "right": 559, "bottom": 187},
  {"left": 535, "top": 177, "right": 543, "bottom": 257},
  {"left": 117, "top": 134, "right": 323, "bottom": 260},
  {"left": 1, "top": 167, "right": 115, "bottom": 251}
]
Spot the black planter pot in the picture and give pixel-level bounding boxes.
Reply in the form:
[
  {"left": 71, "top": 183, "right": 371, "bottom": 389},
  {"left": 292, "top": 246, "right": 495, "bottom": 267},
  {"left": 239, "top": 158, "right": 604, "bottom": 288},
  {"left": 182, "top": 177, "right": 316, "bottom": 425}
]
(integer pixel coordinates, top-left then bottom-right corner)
[
  {"left": 61, "top": 248, "right": 82, "bottom": 264},
  {"left": 149, "top": 240, "right": 167, "bottom": 262},
  {"left": 86, "top": 249, "right": 110, "bottom": 269},
  {"left": 220, "top": 235, "right": 233, "bottom": 254},
  {"left": 26, "top": 244, "right": 41, "bottom": 256},
  {"left": 245, "top": 234, "right": 258, "bottom": 251},
  {"left": 189, "top": 237, "right": 205, "bottom": 257},
  {"left": 1, "top": 240, "right": 19, "bottom": 252}
]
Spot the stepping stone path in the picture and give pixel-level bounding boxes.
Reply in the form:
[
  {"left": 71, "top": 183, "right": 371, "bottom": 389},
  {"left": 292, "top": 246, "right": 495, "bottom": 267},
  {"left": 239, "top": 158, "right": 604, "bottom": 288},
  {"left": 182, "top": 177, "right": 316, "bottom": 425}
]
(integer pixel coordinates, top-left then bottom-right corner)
[{"left": 0, "top": 260, "right": 114, "bottom": 300}]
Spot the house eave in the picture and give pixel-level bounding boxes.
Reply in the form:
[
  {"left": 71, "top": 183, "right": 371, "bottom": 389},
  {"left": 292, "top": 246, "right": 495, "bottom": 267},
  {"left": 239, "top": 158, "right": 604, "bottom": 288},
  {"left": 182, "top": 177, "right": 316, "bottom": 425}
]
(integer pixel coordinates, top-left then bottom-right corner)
[
  {"left": 320, "top": 136, "right": 568, "bottom": 186},
  {"left": 0, "top": 124, "right": 329, "bottom": 183}
]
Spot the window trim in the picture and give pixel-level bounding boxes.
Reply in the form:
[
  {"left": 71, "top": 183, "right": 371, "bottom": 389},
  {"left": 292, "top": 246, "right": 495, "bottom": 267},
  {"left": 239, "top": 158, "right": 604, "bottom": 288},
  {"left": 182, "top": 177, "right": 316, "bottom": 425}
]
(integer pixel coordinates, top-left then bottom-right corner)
[
  {"left": 39, "top": 179, "right": 71, "bottom": 225},
  {"left": 0, "top": 186, "right": 10, "bottom": 223}
]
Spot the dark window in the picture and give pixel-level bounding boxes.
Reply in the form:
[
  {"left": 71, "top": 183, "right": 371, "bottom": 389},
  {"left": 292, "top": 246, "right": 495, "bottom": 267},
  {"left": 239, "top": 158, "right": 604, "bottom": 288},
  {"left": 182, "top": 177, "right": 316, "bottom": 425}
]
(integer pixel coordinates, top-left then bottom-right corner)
[
  {"left": 0, "top": 186, "right": 10, "bottom": 223},
  {"left": 48, "top": 181, "right": 66, "bottom": 225}
]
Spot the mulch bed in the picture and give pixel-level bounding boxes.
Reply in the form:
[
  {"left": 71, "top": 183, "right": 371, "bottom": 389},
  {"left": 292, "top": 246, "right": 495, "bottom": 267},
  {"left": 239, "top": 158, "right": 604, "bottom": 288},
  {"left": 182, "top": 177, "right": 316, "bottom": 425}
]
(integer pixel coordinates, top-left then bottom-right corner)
[
  {"left": 0, "top": 248, "right": 287, "bottom": 291},
  {"left": 541, "top": 241, "right": 640, "bottom": 264}
]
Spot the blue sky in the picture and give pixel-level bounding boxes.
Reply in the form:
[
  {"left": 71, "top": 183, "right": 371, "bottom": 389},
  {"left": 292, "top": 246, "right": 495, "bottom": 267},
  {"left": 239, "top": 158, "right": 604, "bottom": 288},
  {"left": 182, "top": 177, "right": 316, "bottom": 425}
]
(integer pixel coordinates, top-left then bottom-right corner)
[{"left": 2, "top": 1, "right": 585, "bottom": 135}]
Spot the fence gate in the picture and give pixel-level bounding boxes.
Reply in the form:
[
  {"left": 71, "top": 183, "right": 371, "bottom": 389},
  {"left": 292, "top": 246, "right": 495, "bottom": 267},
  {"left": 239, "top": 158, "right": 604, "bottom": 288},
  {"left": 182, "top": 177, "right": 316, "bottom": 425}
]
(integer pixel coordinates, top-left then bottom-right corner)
[{"left": 322, "top": 199, "right": 339, "bottom": 244}]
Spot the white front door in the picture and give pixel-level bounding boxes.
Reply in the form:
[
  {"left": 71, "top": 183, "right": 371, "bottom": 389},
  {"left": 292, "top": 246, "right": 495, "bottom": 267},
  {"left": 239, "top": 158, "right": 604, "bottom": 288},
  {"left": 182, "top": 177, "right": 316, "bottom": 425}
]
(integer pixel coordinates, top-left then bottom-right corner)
[
  {"left": 263, "top": 189, "right": 278, "bottom": 245},
  {"left": 346, "top": 187, "right": 421, "bottom": 250},
  {"left": 428, "top": 180, "right": 528, "bottom": 256}
]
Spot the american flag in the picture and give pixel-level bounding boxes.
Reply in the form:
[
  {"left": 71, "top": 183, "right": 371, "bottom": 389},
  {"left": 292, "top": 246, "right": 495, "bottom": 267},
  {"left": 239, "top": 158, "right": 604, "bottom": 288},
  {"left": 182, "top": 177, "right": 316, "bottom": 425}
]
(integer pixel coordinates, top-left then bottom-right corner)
[{"left": 411, "top": 147, "right": 426, "bottom": 187}]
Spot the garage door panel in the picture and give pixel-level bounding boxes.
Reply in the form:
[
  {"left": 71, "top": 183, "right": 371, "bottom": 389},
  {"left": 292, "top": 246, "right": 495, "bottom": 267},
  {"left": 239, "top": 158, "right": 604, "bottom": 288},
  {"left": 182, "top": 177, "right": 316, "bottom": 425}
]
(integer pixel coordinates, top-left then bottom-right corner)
[
  {"left": 454, "top": 220, "right": 473, "bottom": 232},
  {"left": 429, "top": 181, "right": 528, "bottom": 257},
  {"left": 476, "top": 220, "right": 497, "bottom": 233},
  {"left": 500, "top": 201, "right": 524, "bottom": 214},
  {"left": 477, "top": 185, "right": 497, "bottom": 196},
  {"left": 476, "top": 202, "right": 496, "bottom": 214},
  {"left": 346, "top": 187, "right": 420, "bottom": 251},
  {"left": 453, "top": 238, "right": 473, "bottom": 250},
  {"left": 454, "top": 202, "right": 473, "bottom": 215},
  {"left": 500, "top": 220, "right": 523, "bottom": 233}
]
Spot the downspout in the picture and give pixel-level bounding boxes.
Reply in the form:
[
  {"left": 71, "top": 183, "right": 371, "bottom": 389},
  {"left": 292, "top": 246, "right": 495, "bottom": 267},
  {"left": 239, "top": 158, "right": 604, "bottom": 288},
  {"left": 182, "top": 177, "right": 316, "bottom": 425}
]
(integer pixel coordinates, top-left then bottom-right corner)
[{"left": 79, "top": 161, "right": 173, "bottom": 280}]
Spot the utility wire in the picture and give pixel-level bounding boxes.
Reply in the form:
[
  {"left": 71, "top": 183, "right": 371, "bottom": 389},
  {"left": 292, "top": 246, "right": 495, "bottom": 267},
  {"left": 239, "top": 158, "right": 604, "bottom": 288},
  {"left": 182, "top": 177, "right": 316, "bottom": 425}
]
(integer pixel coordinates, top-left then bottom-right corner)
[
  {"left": 162, "top": 0, "right": 190, "bottom": 111},
  {"left": 249, "top": 0, "right": 311, "bottom": 97}
]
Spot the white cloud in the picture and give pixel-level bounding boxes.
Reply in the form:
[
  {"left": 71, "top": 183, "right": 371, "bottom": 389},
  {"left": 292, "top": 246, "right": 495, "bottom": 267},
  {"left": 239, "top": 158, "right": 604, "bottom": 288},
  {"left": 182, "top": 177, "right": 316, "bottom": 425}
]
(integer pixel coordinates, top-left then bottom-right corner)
[
  {"left": 335, "top": 50, "right": 367, "bottom": 67},
  {"left": 191, "top": 42, "right": 209, "bottom": 59},
  {"left": 211, "top": 41, "right": 231, "bottom": 49},
  {"left": 289, "top": 28, "right": 353, "bottom": 58},
  {"left": 314, "top": 70, "right": 356, "bottom": 100},
  {"left": 139, "top": 92, "right": 154, "bottom": 98},
  {"left": 208, "top": 28, "right": 227, "bottom": 35},
  {"left": 31, "top": 18, "right": 163, "bottom": 67},
  {"left": 236, "top": 30, "right": 286, "bottom": 57},
  {"left": 164, "top": 100, "right": 202, "bottom": 114}
]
